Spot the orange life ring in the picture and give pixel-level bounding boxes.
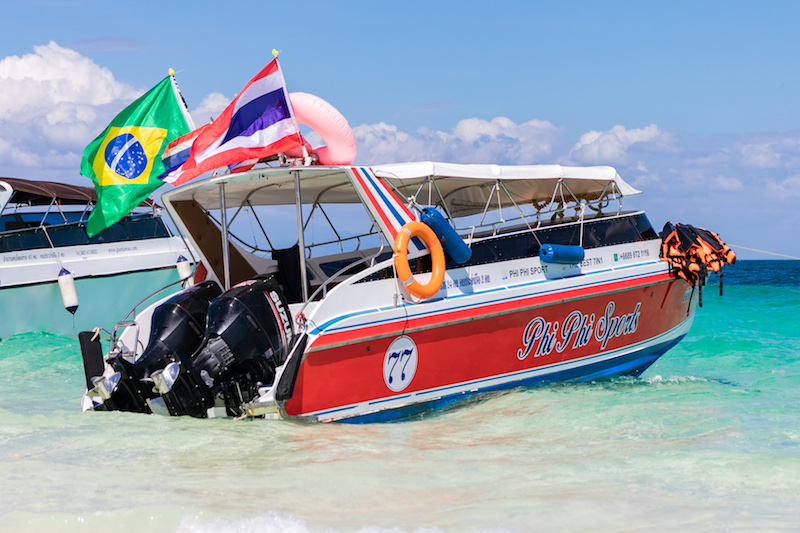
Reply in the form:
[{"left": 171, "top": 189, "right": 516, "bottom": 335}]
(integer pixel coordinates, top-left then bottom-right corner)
[{"left": 393, "top": 222, "right": 445, "bottom": 300}]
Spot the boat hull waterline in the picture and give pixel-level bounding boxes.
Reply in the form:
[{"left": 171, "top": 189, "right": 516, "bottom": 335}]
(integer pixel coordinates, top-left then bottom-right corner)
[{"left": 280, "top": 270, "right": 696, "bottom": 422}]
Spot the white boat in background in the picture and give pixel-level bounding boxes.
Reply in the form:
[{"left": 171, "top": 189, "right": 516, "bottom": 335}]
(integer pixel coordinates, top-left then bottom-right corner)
[{"left": 0, "top": 177, "right": 194, "bottom": 339}]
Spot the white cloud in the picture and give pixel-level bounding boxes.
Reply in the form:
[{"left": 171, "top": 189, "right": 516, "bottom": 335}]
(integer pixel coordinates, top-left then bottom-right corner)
[
  {"left": 626, "top": 160, "right": 661, "bottom": 187},
  {"left": 566, "top": 124, "right": 670, "bottom": 165},
  {"left": 0, "top": 42, "right": 140, "bottom": 174},
  {"left": 735, "top": 142, "right": 781, "bottom": 168},
  {"left": 353, "top": 122, "right": 415, "bottom": 163},
  {"left": 734, "top": 138, "right": 800, "bottom": 168},
  {"left": 713, "top": 174, "right": 744, "bottom": 191},
  {"left": 0, "top": 136, "right": 39, "bottom": 167},
  {"left": 190, "top": 92, "right": 230, "bottom": 124},
  {"left": 766, "top": 174, "right": 800, "bottom": 199},
  {"left": 353, "top": 117, "right": 561, "bottom": 165},
  {"left": 0, "top": 42, "right": 138, "bottom": 120}
]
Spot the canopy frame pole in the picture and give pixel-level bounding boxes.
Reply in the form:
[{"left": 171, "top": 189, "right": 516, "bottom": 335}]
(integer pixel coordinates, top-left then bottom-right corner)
[
  {"left": 430, "top": 178, "right": 455, "bottom": 223},
  {"left": 497, "top": 180, "right": 541, "bottom": 246},
  {"left": 246, "top": 199, "right": 275, "bottom": 251},
  {"left": 39, "top": 196, "right": 57, "bottom": 227},
  {"left": 553, "top": 180, "right": 585, "bottom": 248},
  {"left": 294, "top": 170, "right": 309, "bottom": 303},
  {"left": 219, "top": 182, "right": 231, "bottom": 291}
]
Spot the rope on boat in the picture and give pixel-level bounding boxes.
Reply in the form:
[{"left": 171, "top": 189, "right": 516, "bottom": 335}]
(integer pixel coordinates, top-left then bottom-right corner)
[{"left": 728, "top": 245, "right": 800, "bottom": 260}]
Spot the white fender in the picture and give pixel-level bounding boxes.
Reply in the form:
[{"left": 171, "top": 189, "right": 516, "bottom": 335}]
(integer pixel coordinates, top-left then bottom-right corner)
[
  {"left": 58, "top": 267, "right": 79, "bottom": 315},
  {"left": 176, "top": 255, "right": 193, "bottom": 288},
  {"left": 287, "top": 92, "right": 357, "bottom": 165}
]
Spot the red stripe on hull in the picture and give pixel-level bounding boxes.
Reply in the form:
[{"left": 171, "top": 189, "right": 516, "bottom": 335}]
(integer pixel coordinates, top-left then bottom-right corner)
[
  {"left": 284, "top": 276, "right": 692, "bottom": 417},
  {"left": 309, "top": 271, "right": 673, "bottom": 351}
]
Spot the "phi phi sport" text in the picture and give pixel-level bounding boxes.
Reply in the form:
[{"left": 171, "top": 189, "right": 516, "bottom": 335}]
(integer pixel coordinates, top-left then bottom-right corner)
[{"left": 517, "top": 301, "right": 642, "bottom": 360}]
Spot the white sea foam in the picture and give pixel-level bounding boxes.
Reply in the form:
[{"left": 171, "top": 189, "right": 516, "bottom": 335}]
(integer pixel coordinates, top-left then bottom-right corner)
[
  {"left": 177, "top": 511, "right": 315, "bottom": 533},
  {"left": 644, "top": 374, "right": 711, "bottom": 384},
  {"left": 177, "top": 511, "right": 489, "bottom": 533}
]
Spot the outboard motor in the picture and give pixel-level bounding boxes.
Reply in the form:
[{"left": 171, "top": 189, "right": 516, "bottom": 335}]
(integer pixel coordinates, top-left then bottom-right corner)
[
  {"left": 94, "top": 281, "right": 222, "bottom": 413},
  {"left": 136, "top": 280, "right": 224, "bottom": 377},
  {"left": 149, "top": 275, "right": 294, "bottom": 418}
]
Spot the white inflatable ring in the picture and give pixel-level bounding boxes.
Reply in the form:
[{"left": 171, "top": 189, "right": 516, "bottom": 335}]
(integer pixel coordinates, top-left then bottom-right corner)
[{"left": 287, "top": 92, "right": 357, "bottom": 165}]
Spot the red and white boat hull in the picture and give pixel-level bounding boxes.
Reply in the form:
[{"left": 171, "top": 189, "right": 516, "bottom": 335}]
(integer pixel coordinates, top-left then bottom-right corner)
[{"left": 280, "top": 260, "right": 697, "bottom": 422}]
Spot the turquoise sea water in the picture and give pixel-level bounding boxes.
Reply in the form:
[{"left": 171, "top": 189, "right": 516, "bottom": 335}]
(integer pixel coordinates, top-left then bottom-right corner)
[{"left": 1, "top": 260, "right": 798, "bottom": 532}]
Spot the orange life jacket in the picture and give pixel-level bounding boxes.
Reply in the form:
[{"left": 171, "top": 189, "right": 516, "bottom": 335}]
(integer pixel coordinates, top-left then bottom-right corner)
[{"left": 658, "top": 222, "right": 736, "bottom": 287}]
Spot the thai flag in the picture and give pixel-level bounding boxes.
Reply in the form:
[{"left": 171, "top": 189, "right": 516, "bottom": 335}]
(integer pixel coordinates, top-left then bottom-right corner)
[
  {"left": 160, "top": 58, "right": 304, "bottom": 186},
  {"left": 160, "top": 124, "right": 208, "bottom": 172}
]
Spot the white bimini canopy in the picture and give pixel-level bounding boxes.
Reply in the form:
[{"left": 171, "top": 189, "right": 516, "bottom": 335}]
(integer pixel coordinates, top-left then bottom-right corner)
[{"left": 372, "top": 162, "right": 641, "bottom": 217}]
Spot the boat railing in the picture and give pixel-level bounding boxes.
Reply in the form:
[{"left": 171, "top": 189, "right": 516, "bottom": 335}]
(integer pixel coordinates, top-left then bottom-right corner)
[
  {"left": 392, "top": 176, "right": 624, "bottom": 249},
  {"left": 117, "top": 275, "right": 189, "bottom": 324},
  {"left": 110, "top": 320, "right": 140, "bottom": 358},
  {"left": 213, "top": 213, "right": 381, "bottom": 260},
  {"left": 295, "top": 233, "right": 388, "bottom": 327},
  {"left": 304, "top": 230, "right": 382, "bottom": 258},
  {"left": 108, "top": 274, "right": 192, "bottom": 355},
  {"left": 452, "top": 187, "right": 622, "bottom": 248},
  {"left": 351, "top": 210, "right": 656, "bottom": 278}
]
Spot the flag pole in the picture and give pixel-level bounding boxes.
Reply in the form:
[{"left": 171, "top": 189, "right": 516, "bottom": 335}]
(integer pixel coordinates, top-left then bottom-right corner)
[
  {"left": 169, "top": 68, "right": 196, "bottom": 130},
  {"left": 272, "top": 49, "right": 310, "bottom": 164}
]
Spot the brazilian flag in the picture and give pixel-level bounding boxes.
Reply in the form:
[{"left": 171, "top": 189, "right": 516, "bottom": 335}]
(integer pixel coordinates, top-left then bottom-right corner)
[{"left": 80, "top": 75, "right": 191, "bottom": 237}]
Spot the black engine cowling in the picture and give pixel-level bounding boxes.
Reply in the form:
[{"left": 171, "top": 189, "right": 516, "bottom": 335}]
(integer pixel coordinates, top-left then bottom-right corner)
[
  {"left": 97, "top": 280, "right": 221, "bottom": 413},
  {"left": 136, "top": 280, "right": 223, "bottom": 380},
  {"left": 166, "top": 274, "right": 295, "bottom": 417},
  {"left": 94, "top": 275, "right": 294, "bottom": 418}
]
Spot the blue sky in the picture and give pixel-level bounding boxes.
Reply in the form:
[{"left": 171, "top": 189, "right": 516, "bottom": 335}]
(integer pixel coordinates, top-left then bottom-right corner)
[{"left": 1, "top": 0, "right": 799, "bottom": 259}]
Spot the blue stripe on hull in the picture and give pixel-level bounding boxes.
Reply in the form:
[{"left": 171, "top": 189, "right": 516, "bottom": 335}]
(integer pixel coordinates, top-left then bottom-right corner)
[{"left": 334, "top": 333, "right": 686, "bottom": 424}]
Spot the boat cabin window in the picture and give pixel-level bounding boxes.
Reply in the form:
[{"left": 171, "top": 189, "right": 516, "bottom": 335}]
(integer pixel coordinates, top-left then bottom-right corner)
[
  {"left": 460, "top": 212, "right": 657, "bottom": 268},
  {"left": 118, "top": 217, "right": 171, "bottom": 240},
  {"left": 46, "top": 225, "right": 90, "bottom": 247},
  {"left": 358, "top": 212, "right": 658, "bottom": 282},
  {"left": 0, "top": 210, "right": 85, "bottom": 232},
  {"left": 0, "top": 214, "right": 173, "bottom": 253},
  {"left": 0, "top": 229, "right": 49, "bottom": 253}
]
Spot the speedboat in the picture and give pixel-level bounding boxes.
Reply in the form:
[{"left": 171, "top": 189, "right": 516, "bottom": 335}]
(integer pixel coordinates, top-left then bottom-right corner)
[
  {"left": 79, "top": 160, "right": 734, "bottom": 422},
  {"left": 0, "top": 177, "right": 194, "bottom": 339}
]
